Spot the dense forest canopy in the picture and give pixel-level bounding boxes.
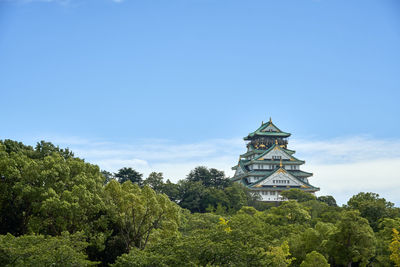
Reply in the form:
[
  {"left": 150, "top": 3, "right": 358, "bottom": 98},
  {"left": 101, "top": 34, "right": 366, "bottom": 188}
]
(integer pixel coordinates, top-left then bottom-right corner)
[{"left": 1, "top": 139, "right": 400, "bottom": 266}]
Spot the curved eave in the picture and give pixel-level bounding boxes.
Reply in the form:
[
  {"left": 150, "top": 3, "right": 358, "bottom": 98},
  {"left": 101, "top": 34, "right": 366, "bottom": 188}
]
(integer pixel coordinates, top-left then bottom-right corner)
[
  {"left": 241, "top": 149, "right": 265, "bottom": 156},
  {"left": 244, "top": 159, "right": 305, "bottom": 166},
  {"left": 283, "top": 148, "right": 296, "bottom": 155},
  {"left": 250, "top": 186, "right": 320, "bottom": 192},
  {"left": 289, "top": 170, "right": 313, "bottom": 178},
  {"left": 244, "top": 132, "right": 291, "bottom": 140},
  {"left": 247, "top": 168, "right": 318, "bottom": 190}
]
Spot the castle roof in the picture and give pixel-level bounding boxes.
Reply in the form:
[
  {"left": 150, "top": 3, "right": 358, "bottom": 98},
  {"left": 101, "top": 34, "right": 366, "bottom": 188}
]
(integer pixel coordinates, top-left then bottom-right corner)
[
  {"left": 244, "top": 118, "right": 291, "bottom": 140},
  {"left": 248, "top": 167, "right": 318, "bottom": 191}
]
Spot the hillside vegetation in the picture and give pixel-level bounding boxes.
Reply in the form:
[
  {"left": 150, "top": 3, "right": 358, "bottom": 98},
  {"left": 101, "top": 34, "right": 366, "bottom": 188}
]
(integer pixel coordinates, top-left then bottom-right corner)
[{"left": 1, "top": 139, "right": 400, "bottom": 267}]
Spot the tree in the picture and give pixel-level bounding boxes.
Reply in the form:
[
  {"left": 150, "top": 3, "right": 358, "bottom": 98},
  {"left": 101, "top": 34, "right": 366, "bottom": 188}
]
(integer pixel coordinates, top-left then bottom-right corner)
[
  {"left": 186, "top": 166, "right": 231, "bottom": 188},
  {"left": 265, "top": 241, "right": 294, "bottom": 267},
  {"left": 0, "top": 140, "right": 108, "bottom": 239},
  {"left": 327, "top": 210, "right": 376, "bottom": 267},
  {"left": 317, "top": 195, "right": 337, "bottom": 207},
  {"left": 347, "top": 192, "right": 399, "bottom": 231},
  {"left": 300, "top": 251, "right": 330, "bottom": 267},
  {"left": 114, "top": 167, "right": 143, "bottom": 185},
  {"left": 280, "top": 189, "right": 316, "bottom": 202},
  {"left": 390, "top": 228, "right": 400, "bottom": 267},
  {"left": 266, "top": 200, "right": 311, "bottom": 225},
  {"left": 104, "top": 180, "right": 180, "bottom": 254},
  {"left": 143, "top": 172, "right": 164, "bottom": 193},
  {"left": 34, "top": 140, "right": 74, "bottom": 159},
  {"left": 160, "top": 179, "right": 180, "bottom": 202},
  {"left": 101, "top": 170, "right": 115, "bottom": 184},
  {"left": 373, "top": 218, "right": 400, "bottom": 266},
  {"left": 289, "top": 222, "right": 336, "bottom": 265},
  {"left": 0, "top": 232, "right": 96, "bottom": 266}
]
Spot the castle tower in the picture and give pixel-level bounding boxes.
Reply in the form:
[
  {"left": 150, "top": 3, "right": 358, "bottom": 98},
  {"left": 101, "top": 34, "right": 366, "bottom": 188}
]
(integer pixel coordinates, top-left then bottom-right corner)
[{"left": 231, "top": 118, "right": 319, "bottom": 201}]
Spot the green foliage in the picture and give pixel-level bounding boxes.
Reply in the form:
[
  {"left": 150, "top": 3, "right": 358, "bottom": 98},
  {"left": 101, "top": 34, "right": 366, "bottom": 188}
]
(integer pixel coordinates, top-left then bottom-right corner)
[
  {"left": 265, "top": 241, "right": 294, "bottom": 267},
  {"left": 111, "top": 247, "right": 168, "bottom": 267},
  {"left": 186, "top": 166, "right": 231, "bottom": 188},
  {"left": 0, "top": 140, "right": 108, "bottom": 242},
  {"left": 177, "top": 180, "right": 249, "bottom": 214},
  {"left": 347, "top": 192, "right": 400, "bottom": 231},
  {"left": 289, "top": 222, "right": 335, "bottom": 265},
  {"left": 101, "top": 170, "right": 115, "bottom": 184},
  {"left": 143, "top": 172, "right": 164, "bottom": 192},
  {"left": 300, "top": 251, "right": 330, "bottom": 267},
  {"left": 115, "top": 167, "right": 143, "bottom": 185},
  {"left": 104, "top": 180, "right": 180, "bottom": 252},
  {"left": 280, "top": 189, "right": 316, "bottom": 202},
  {"left": 0, "top": 232, "right": 97, "bottom": 266},
  {"left": 327, "top": 210, "right": 376, "bottom": 266},
  {"left": 390, "top": 228, "right": 400, "bottom": 266},
  {"left": 159, "top": 179, "right": 180, "bottom": 202},
  {"left": 317, "top": 195, "right": 337, "bottom": 207},
  {"left": 2, "top": 139, "right": 400, "bottom": 266},
  {"left": 372, "top": 218, "right": 400, "bottom": 266}
]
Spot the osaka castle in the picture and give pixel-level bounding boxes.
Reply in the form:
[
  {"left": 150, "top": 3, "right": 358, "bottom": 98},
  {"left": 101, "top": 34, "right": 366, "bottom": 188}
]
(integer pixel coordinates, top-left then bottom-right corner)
[{"left": 231, "top": 118, "right": 319, "bottom": 202}]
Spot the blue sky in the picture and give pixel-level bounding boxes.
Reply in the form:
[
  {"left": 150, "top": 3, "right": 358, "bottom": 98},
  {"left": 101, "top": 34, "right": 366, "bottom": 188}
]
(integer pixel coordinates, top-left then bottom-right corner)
[{"left": 1, "top": 0, "right": 400, "bottom": 205}]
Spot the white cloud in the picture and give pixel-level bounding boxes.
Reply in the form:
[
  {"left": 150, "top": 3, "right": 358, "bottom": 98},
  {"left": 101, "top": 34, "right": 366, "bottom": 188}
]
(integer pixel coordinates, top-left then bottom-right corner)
[{"left": 291, "top": 137, "right": 400, "bottom": 205}]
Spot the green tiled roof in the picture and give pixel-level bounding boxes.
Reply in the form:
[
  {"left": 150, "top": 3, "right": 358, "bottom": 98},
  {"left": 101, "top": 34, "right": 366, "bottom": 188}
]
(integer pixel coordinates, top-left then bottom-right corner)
[
  {"left": 240, "top": 149, "right": 265, "bottom": 158},
  {"left": 289, "top": 170, "right": 313, "bottom": 178},
  {"left": 244, "top": 159, "right": 305, "bottom": 165},
  {"left": 250, "top": 186, "right": 319, "bottom": 192},
  {"left": 283, "top": 148, "right": 296, "bottom": 155},
  {"left": 244, "top": 120, "right": 291, "bottom": 140},
  {"left": 241, "top": 145, "right": 305, "bottom": 165}
]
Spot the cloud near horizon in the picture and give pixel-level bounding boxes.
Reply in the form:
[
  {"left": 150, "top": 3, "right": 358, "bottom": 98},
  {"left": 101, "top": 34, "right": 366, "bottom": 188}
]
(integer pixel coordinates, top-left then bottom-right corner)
[{"left": 9, "top": 135, "right": 400, "bottom": 206}]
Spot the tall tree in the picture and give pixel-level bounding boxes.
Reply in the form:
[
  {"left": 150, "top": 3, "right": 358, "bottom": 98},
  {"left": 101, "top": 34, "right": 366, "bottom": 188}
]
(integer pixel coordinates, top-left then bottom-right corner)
[
  {"left": 143, "top": 172, "right": 164, "bottom": 192},
  {"left": 300, "top": 251, "right": 330, "bottom": 267},
  {"left": 280, "top": 189, "right": 316, "bottom": 202},
  {"left": 101, "top": 170, "right": 115, "bottom": 185},
  {"left": 186, "top": 166, "right": 230, "bottom": 188},
  {"left": 114, "top": 167, "right": 143, "bottom": 185},
  {"left": 347, "top": 192, "right": 400, "bottom": 231},
  {"left": 0, "top": 232, "right": 96, "bottom": 267},
  {"left": 327, "top": 210, "right": 376, "bottom": 267},
  {"left": 390, "top": 228, "right": 400, "bottom": 267},
  {"left": 317, "top": 195, "right": 338, "bottom": 207},
  {"left": 104, "top": 180, "right": 180, "bottom": 254}
]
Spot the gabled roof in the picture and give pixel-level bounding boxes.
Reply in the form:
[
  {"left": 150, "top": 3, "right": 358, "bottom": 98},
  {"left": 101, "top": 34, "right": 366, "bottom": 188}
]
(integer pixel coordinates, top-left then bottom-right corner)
[
  {"left": 244, "top": 119, "right": 291, "bottom": 140},
  {"left": 243, "top": 144, "right": 304, "bottom": 164},
  {"left": 248, "top": 167, "right": 319, "bottom": 190}
]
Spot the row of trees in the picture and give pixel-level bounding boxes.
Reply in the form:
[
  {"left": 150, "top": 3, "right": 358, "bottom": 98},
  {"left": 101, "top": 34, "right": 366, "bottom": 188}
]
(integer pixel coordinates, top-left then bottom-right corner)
[
  {"left": 103, "top": 166, "right": 257, "bottom": 214},
  {"left": 1, "top": 139, "right": 400, "bottom": 266}
]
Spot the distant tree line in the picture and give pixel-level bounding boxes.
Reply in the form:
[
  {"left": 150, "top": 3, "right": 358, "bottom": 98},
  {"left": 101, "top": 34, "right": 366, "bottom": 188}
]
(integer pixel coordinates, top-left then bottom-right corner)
[{"left": 1, "top": 139, "right": 400, "bottom": 266}]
